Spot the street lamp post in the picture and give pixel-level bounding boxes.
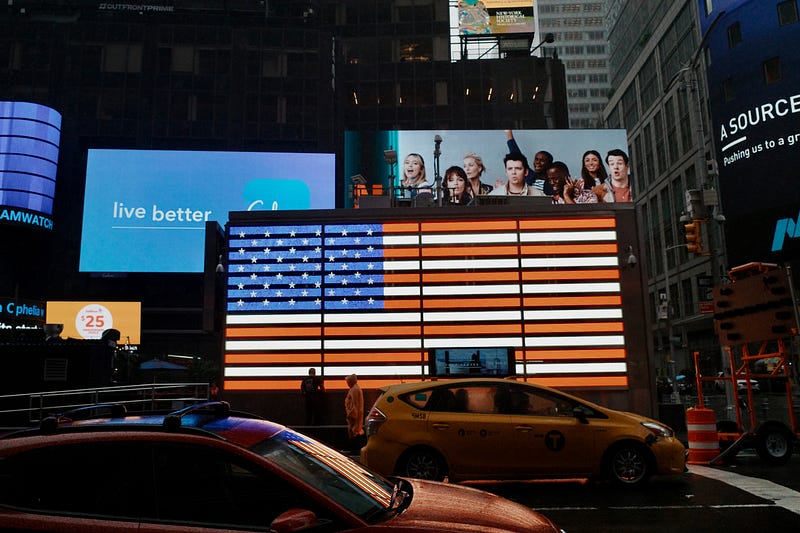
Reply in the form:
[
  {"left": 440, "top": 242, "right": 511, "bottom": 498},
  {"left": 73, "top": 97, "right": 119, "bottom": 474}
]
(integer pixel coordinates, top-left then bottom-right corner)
[{"left": 661, "top": 243, "right": 688, "bottom": 404}]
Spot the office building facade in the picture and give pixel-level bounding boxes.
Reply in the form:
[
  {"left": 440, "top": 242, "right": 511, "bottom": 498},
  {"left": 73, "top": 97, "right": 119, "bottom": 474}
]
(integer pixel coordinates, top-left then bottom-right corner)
[
  {"left": 602, "top": 0, "right": 722, "bottom": 380},
  {"left": 537, "top": 0, "right": 611, "bottom": 128}
]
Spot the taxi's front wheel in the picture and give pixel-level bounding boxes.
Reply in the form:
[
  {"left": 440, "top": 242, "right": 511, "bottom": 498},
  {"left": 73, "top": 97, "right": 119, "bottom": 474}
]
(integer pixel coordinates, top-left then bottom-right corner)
[
  {"left": 605, "top": 443, "right": 652, "bottom": 485},
  {"left": 397, "top": 447, "right": 448, "bottom": 481}
]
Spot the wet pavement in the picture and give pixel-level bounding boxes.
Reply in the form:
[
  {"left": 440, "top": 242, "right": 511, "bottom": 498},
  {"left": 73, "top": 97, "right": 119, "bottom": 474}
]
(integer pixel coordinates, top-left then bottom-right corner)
[{"left": 466, "top": 450, "right": 800, "bottom": 532}]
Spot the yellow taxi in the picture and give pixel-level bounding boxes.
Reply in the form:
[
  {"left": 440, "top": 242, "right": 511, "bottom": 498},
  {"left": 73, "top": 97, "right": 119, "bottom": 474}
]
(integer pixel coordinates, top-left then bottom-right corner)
[{"left": 361, "top": 378, "right": 686, "bottom": 485}]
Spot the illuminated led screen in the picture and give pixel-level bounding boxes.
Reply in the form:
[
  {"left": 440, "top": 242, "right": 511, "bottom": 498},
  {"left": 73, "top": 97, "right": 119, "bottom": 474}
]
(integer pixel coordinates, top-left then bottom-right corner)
[
  {"left": 46, "top": 301, "right": 142, "bottom": 344},
  {"left": 700, "top": 1, "right": 800, "bottom": 264},
  {"left": 222, "top": 213, "right": 631, "bottom": 392},
  {"left": 456, "top": 1, "right": 535, "bottom": 35},
  {"left": 344, "top": 128, "right": 630, "bottom": 208},
  {"left": 0, "top": 101, "right": 61, "bottom": 230},
  {"left": 80, "top": 149, "right": 335, "bottom": 273},
  {"left": 429, "top": 347, "right": 515, "bottom": 377}
]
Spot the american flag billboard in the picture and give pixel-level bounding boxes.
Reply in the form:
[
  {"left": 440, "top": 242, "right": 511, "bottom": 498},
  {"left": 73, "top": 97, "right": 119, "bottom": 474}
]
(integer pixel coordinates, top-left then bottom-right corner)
[{"left": 221, "top": 205, "right": 646, "bottom": 393}]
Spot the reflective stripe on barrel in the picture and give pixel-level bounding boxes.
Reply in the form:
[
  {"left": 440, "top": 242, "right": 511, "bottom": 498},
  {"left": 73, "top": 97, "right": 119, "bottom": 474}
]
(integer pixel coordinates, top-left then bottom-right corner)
[{"left": 685, "top": 407, "right": 719, "bottom": 464}]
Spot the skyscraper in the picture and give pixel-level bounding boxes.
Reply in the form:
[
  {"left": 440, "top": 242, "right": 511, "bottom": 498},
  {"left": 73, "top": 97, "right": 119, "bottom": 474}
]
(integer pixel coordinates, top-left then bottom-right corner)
[{"left": 537, "top": 0, "right": 611, "bottom": 128}]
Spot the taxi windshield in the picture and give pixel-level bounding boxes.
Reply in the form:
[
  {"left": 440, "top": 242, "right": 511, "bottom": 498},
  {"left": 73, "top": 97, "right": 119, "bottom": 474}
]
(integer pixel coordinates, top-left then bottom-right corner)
[{"left": 251, "top": 428, "right": 394, "bottom": 519}]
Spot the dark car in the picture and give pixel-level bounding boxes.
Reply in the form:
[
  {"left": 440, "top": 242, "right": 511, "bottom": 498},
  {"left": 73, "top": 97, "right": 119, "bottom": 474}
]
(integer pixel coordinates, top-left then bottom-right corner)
[{"left": 0, "top": 401, "right": 561, "bottom": 533}]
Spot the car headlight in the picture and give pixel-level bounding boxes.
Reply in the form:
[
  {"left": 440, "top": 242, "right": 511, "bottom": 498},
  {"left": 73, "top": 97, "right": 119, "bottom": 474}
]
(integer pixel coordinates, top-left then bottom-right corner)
[{"left": 641, "top": 421, "right": 674, "bottom": 439}]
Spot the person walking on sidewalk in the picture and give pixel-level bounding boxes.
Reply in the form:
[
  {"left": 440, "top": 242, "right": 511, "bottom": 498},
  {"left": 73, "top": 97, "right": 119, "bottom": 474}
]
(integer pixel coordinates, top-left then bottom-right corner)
[{"left": 344, "top": 373, "right": 365, "bottom": 451}]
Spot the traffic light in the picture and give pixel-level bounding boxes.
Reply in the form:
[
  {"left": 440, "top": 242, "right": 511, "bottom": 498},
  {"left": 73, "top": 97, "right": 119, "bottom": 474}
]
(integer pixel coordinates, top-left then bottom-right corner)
[{"left": 684, "top": 220, "right": 702, "bottom": 254}]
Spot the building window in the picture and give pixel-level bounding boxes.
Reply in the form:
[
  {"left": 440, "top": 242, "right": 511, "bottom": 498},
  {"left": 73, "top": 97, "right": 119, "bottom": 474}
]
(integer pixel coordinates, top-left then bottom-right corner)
[
  {"left": 606, "top": 104, "right": 621, "bottom": 129},
  {"left": 262, "top": 53, "right": 287, "bottom": 77},
  {"left": 621, "top": 84, "right": 639, "bottom": 128},
  {"left": 682, "top": 278, "right": 694, "bottom": 318},
  {"left": 653, "top": 111, "right": 666, "bottom": 176},
  {"left": 103, "top": 44, "right": 142, "bottom": 73},
  {"left": 399, "top": 39, "right": 432, "bottom": 62},
  {"left": 677, "top": 90, "right": 692, "bottom": 154},
  {"left": 172, "top": 46, "right": 194, "bottom": 73},
  {"left": 764, "top": 57, "right": 781, "bottom": 83},
  {"left": 727, "top": 22, "right": 742, "bottom": 48},
  {"left": 630, "top": 135, "right": 642, "bottom": 192},
  {"left": 722, "top": 77, "right": 735, "bottom": 101},
  {"left": 664, "top": 96, "right": 679, "bottom": 161},
  {"left": 642, "top": 123, "right": 655, "bottom": 193},
  {"left": 435, "top": 81, "right": 448, "bottom": 106},
  {"left": 638, "top": 53, "right": 658, "bottom": 113},
  {"left": 685, "top": 165, "right": 697, "bottom": 191},
  {"left": 778, "top": 0, "right": 799, "bottom": 25}
]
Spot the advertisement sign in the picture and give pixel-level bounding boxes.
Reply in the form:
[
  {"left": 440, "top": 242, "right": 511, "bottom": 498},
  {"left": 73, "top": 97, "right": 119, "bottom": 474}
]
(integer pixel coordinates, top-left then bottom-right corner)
[
  {"left": 221, "top": 208, "right": 640, "bottom": 392},
  {"left": 46, "top": 301, "right": 142, "bottom": 344},
  {"left": 700, "top": 0, "right": 800, "bottom": 265},
  {"left": 0, "top": 297, "right": 46, "bottom": 333},
  {"left": 345, "top": 128, "right": 630, "bottom": 206},
  {"left": 457, "top": 1, "right": 535, "bottom": 35},
  {"left": 0, "top": 101, "right": 61, "bottom": 231},
  {"left": 80, "top": 149, "right": 335, "bottom": 273}
]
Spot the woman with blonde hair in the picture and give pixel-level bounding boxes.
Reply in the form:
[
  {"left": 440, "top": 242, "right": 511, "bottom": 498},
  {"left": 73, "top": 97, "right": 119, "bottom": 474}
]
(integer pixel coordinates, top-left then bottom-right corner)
[
  {"left": 462, "top": 152, "right": 493, "bottom": 197},
  {"left": 401, "top": 153, "right": 433, "bottom": 196}
]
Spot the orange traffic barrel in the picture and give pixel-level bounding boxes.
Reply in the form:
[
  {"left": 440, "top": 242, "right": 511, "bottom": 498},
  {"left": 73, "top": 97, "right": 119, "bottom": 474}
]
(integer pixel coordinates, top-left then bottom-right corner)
[{"left": 686, "top": 407, "right": 720, "bottom": 464}]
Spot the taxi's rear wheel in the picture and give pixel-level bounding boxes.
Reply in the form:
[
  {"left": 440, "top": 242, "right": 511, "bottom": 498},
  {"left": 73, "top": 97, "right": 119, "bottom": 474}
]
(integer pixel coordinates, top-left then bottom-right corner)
[
  {"left": 396, "top": 447, "right": 448, "bottom": 481},
  {"left": 605, "top": 442, "right": 652, "bottom": 486}
]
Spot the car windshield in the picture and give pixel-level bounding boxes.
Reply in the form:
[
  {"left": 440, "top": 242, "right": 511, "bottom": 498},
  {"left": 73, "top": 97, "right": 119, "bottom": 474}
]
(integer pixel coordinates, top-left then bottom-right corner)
[{"left": 251, "top": 428, "right": 395, "bottom": 520}]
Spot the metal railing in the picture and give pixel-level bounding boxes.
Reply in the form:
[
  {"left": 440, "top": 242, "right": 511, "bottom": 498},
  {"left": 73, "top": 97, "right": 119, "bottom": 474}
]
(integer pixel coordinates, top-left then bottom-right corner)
[{"left": 0, "top": 383, "right": 211, "bottom": 426}]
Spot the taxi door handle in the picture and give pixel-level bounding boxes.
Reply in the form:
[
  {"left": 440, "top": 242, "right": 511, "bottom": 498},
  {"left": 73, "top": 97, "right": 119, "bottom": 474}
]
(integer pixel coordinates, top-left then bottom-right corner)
[{"left": 432, "top": 423, "right": 450, "bottom": 430}]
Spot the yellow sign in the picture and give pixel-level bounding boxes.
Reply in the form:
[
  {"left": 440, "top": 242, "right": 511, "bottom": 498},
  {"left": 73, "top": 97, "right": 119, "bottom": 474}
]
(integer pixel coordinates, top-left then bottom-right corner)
[{"left": 46, "top": 301, "right": 141, "bottom": 344}]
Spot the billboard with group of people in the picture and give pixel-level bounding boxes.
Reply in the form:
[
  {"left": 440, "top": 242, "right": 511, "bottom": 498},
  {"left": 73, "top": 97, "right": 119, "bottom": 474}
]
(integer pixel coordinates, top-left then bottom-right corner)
[{"left": 344, "top": 128, "right": 632, "bottom": 208}]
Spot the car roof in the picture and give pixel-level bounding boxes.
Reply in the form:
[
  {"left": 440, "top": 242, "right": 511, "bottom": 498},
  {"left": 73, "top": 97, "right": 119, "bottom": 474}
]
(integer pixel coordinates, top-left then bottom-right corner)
[
  {"left": 1, "top": 401, "right": 285, "bottom": 449},
  {"left": 380, "top": 377, "right": 535, "bottom": 393},
  {"left": 378, "top": 377, "right": 616, "bottom": 413}
]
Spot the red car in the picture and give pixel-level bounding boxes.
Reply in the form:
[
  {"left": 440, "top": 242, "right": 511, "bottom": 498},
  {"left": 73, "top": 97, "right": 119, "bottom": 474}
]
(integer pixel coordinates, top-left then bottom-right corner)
[{"left": 0, "top": 401, "right": 561, "bottom": 533}]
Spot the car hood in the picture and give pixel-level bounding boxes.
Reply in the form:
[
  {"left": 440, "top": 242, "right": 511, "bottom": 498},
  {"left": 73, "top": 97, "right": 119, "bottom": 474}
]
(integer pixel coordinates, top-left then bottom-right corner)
[{"left": 385, "top": 478, "right": 560, "bottom": 532}]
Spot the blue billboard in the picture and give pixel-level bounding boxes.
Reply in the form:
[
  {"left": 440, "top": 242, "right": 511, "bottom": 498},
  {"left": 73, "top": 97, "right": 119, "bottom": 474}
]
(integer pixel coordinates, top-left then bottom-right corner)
[
  {"left": 0, "top": 101, "right": 61, "bottom": 231},
  {"left": 80, "top": 149, "right": 336, "bottom": 273}
]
